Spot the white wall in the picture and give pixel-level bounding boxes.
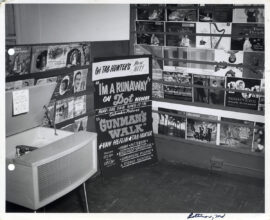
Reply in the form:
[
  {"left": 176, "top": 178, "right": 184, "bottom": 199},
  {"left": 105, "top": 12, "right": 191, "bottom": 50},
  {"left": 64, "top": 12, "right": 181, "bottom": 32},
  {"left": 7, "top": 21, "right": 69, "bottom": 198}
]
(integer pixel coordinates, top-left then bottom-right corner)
[{"left": 15, "top": 4, "right": 130, "bottom": 44}]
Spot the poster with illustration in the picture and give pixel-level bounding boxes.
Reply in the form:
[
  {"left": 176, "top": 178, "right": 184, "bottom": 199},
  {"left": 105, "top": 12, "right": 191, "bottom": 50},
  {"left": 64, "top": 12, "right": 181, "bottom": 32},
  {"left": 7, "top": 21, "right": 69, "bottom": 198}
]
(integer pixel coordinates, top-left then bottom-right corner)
[
  {"left": 225, "top": 77, "right": 261, "bottom": 110},
  {"left": 92, "top": 55, "right": 157, "bottom": 176},
  {"left": 6, "top": 46, "right": 31, "bottom": 76},
  {"left": 136, "top": 21, "right": 164, "bottom": 46}
]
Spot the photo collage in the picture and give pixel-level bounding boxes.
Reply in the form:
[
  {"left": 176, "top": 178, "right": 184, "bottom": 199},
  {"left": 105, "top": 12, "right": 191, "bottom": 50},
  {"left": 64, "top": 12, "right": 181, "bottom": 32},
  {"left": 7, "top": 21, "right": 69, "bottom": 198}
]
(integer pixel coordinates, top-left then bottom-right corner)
[
  {"left": 6, "top": 42, "right": 92, "bottom": 132},
  {"left": 134, "top": 4, "right": 265, "bottom": 112},
  {"left": 153, "top": 107, "right": 264, "bottom": 153}
]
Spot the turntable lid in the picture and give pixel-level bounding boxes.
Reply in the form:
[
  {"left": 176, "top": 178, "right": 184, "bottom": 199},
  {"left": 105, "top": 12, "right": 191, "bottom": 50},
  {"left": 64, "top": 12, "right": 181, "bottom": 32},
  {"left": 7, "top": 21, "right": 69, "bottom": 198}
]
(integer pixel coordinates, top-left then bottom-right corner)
[{"left": 6, "top": 82, "right": 56, "bottom": 137}]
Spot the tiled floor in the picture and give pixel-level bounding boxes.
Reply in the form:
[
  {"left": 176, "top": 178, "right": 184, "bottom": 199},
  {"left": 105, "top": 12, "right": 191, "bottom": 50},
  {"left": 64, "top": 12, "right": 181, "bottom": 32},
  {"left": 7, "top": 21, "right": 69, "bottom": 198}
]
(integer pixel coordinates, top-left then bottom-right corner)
[{"left": 6, "top": 161, "right": 264, "bottom": 213}]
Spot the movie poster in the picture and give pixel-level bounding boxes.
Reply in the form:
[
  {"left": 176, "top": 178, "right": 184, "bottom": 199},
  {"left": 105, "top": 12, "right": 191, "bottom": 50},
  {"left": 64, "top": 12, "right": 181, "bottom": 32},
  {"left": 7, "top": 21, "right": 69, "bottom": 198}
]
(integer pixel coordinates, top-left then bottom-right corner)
[
  {"left": 137, "top": 4, "right": 165, "bottom": 21},
  {"left": 233, "top": 7, "right": 264, "bottom": 23},
  {"left": 30, "top": 45, "right": 49, "bottom": 73},
  {"left": 134, "top": 44, "right": 163, "bottom": 71},
  {"left": 6, "top": 46, "right": 31, "bottom": 76},
  {"left": 92, "top": 56, "right": 157, "bottom": 176},
  {"left": 187, "top": 48, "right": 215, "bottom": 70},
  {"left": 136, "top": 21, "right": 164, "bottom": 46},
  {"left": 209, "top": 76, "right": 225, "bottom": 105},
  {"left": 243, "top": 52, "right": 264, "bottom": 79},
  {"left": 220, "top": 117, "right": 253, "bottom": 150},
  {"left": 163, "top": 47, "right": 188, "bottom": 68},
  {"left": 55, "top": 97, "right": 74, "bottom": 124},
  {"left": 214, "top": 50, "right": 243, "bottom": 77},
  {"left": 199, "top": 4, "right": 233, "bottom": 22},
  {"left": 74, "top": 95, "right": 87, "bottom": 117},
  {"left": 74, "top": 116, "right": 88, "bottom": 132},
  {"left": 196, "top": 22, "right": 232, "bottom": 50},
  {"left": 186, "top": 112, "right": 217, "bottom": 144},
  {"left": 73, "top": 69, "right": 88, "bottom": 93},
  {"left": 167, "top": 4, "right": 198, "bottom": 21},
  {"left": 166, "top": 22, "right": 196, "bottom": 47},
  {"left": 225, "top": 77, "right": 261, "bottom": 110},
  {"left": 231, "top": 23, "right": 264, "bottom": 51},
  {"left": 193, "top": 74, "right": 209, "bottom": 103},
  {"left": 252, "top": 122, "right": 265, "bottom": 153},
  {"left": 157, "top": 108, "right": 186, "bottom": 138},
  {"left": 163, "top": 71, "right": 192, "bottom": 101},
  {"left": 46, "top": 44, "right": 69, "bottom": 69}
]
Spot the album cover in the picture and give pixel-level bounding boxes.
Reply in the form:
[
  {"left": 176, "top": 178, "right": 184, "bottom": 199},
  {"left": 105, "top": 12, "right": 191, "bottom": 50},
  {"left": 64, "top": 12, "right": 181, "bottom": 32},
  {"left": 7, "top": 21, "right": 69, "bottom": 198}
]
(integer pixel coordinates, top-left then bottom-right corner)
[
  {"left": 220, "top": 117, "right": 253, "bottom": 150},
  {"left": 136, "top": 21, "right": 164, "bottom": 46},
  {"left": 243, "top": 52, "right": 264, "bottom": 79},
  {"left": 199, "top": 4, "right": 233, "bottom": 22},
  {"left": 214, "top": 50, "right": 243, "bottom": 77},
  {"left": 137, "top": 4, "right": 165, "bottom": 21},
  {"left": 225, "top": 77, "right": 261, "bottom": 110},
  {"left": 74, "top": 116, "right": 88, "bottom": 132},
  {"left": 233, "top": 8, "right": 264, "bottom": 23},
  {"left": 166, "top": 22, "right": 196, "bottom": 47},
  {"left": 52, "top": 73, "right": 73, "bottom": 98},
  {"left": 55, "top": 97, "right": 74, "bottom": 124},
  {"left": 73, "top": 69, "right": 88, "bottom": 93},
  {"left": 193, "top": 74, "right": 209, "bottom": 103},
  {"left": 231, "top": 23, "right": 264, "bottom": 51},
  {"left": 167, "top": 4, "right": 198, "bottom": 21},
  {"left": 209, "top": 76, "right": 225, "bottom": 105},
  {"left": 134, "top": 44, "right": 163, "bottom": 70},
  {"left": 46, "top": 44, "right": 69, "bottom": 70},
  {"left": 187, "top": 48, "right": 215, "bottom": 70},
  {"left": 30, "top": 45, "right": 48, "bottom": 73},
  {"left": 163, "top": 47, "right": 188, "bottom": 68},
  {"left": 35, "top": 76, "right": 58, "bottom": 85},
  {"left": 196, "top": 23, "right": 232, "bottom": 50},
  {"left": 74, "top": 95, "right": 87, "bottom": 117},
  {"left": 5, "top": 79, "right": 35, "bottom": 91},
  {"left": 6, "top": 46, "right": 31, "bottom": 76},
  {"left": 252, "top": 122, "right": 265, "bottom": 153},
  {"left": 186, "top": 112, "right": 217, "bottom": 144},
  {"left": 66, "top": 43, "right": 83, "bottom": 67},
  {"left": 61, "top": 123, "right": 75, "bottom": 132},
  {"left": 258, "top": 79, "right": 265, "bottom": 111},
  {"left": 81, "top": 42, "right": 91, "bottom": 65},
  {"left": 158, "top": 107, "right": 186, "bottom": 138},
  {"left": 42, "top": 99, "right": 56, "bottom": 127}
]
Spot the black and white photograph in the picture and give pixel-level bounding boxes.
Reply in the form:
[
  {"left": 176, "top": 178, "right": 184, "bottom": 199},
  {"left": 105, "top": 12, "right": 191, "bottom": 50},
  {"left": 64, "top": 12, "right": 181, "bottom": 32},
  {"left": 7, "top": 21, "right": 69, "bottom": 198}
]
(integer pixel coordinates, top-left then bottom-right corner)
[{"left": 2, "top": 2, "right": 267, "bottom": 218}]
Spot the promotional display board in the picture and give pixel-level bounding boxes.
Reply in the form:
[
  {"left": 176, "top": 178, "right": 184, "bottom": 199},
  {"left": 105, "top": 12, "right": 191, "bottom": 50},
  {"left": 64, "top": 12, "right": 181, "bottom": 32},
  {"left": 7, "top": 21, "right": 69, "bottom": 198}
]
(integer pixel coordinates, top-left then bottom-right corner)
[{"left": 92, "top": 55, "right": 157, "bottom": 176}]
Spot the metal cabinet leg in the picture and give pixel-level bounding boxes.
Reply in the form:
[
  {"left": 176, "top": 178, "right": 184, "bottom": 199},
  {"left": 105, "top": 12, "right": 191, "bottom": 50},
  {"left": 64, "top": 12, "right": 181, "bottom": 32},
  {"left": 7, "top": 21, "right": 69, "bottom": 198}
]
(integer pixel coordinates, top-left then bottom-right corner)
[{"left": 83, "top": 182, "right": 89, "bottom": 213}]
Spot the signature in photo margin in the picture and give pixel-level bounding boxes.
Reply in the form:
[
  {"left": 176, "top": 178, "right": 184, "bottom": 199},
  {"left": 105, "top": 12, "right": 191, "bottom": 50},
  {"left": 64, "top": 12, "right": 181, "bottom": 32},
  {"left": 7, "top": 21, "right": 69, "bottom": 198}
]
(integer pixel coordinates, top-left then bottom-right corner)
[{"left": 187, "top": 213, "right": 226, "bottom": 220}]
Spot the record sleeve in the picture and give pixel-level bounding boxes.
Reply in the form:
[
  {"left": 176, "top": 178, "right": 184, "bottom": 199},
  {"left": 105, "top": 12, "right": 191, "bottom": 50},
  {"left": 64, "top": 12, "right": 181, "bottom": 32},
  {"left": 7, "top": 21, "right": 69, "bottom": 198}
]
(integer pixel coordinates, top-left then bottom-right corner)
[
  {"left": 52, "top": 73, "right": 73, "bottom": 98},
  {"left": 136, "top": 21, "right": 164, "bottom": 46},
  {"left": 209, "top": 76, "right": 225, "bottom": 105},
  {"left": 199, "top": 4, "right": 233, "bottom": 22},
  {"left": 232, "top": 8, "right": 264, "bottom": 23},
  {"left": 167, "top": 4, "right": 198, "bottom": 21},
  {"left": 225, "top": 77, "right": 261, "bottom": 110},
  {"left": 137, "top": 4, "right": 165, "bottom": 21},
  {"left": 6, "top": 46, "right": 31, "bottom": 76},
  {"left": 158, "top": 108, "right": 186, "bottom": 138},
  {"left": 73, "top": 69, "right": 88, "bottom": 93},
  {"left": 243, "top": 51, "right": 264, "bottom": 79},
  {"left": 193, "top": 74, "right": 209, "bottom": 103},
  {"left": 74, "top": 95, "right": 87, "bottom": 117},
  {"left": 55, "top": 97, "right": 74, "bottom": 124},
  {"left": 166, "top": 22, "right": 196, "bottom": 47},
  {"left": 46, "top": 44, "right": 69, "bottom": 70},
  {"left": 30, "top": 45, "right": 48, "bottom": 73},
  {"left": 186, "top": 112, "right": 217, "bottom": 144},
  {"left": 252, "top": 122, "right": 264, "bottom": 153},
  {"left": 220, "top": 117, "right": 253, "bottom": 150},
  {"left": 231, "top": 23, "right": 264, "bottom": 51}
]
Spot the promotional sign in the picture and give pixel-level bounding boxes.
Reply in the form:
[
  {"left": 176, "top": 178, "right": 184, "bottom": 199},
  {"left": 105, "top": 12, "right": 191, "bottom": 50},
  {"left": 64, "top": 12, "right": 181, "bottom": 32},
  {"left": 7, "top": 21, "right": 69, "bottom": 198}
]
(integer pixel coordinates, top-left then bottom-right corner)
[{"left": 93, "top": 55, "right": 157, "bottom": 176}]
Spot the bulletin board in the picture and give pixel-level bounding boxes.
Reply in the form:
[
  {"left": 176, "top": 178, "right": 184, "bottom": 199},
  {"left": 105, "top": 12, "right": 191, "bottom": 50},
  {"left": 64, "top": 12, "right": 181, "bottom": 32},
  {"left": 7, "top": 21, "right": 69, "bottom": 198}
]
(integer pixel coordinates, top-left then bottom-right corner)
[
  {"left": 5, "top": 41, "right": 94, "bottom": 133},
  {"left": 130, "top": 4, "right": 265, "bottom": 156}
]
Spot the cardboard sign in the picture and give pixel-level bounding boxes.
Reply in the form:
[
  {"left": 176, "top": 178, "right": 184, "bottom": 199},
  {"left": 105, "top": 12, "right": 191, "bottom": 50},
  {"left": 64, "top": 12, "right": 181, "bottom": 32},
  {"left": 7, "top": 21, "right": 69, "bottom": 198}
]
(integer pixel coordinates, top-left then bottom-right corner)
[{"left": 93, "top": 55, "right": 157, "bottom": 176}]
